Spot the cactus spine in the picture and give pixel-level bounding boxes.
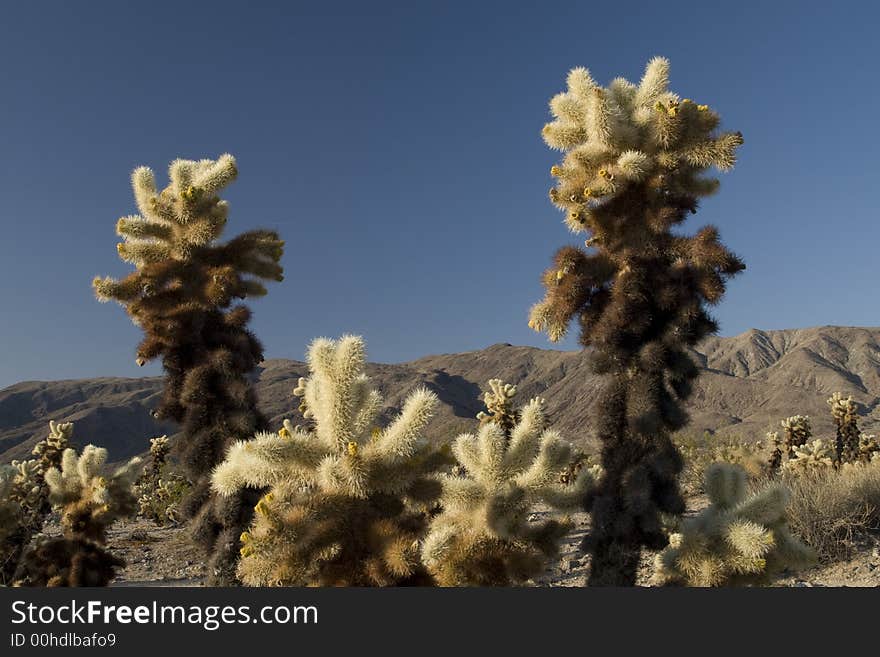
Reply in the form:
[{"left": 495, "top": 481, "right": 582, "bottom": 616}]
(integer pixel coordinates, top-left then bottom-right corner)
[
  {"left": 93, "top": 154, "right": 284, "bottom": 584},
  {"left": 529, "top": 57, "right": 744, "bottom": 585},
  {"left": 422, "top": 381, "right": 594, "bottom": 586}
]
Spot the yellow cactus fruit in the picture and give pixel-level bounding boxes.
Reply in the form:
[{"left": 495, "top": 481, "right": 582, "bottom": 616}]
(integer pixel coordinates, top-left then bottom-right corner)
[{"left": 346, "top": 441, "right": 359, "bottom": 456}]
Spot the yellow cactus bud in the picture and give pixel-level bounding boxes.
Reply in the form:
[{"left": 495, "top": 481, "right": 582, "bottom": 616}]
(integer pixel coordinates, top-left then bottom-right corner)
[
  {"left": 556, "top": 269, "right": 565, "bottom": 281},
  {"left": 240, "top": 545, "right": 254, "bottom": 557},
  {"left": 583, "top": 188, "right": 593, "bottom": 198},
  {"left": 264, "top": 493, "right": 274, "bottom": 503},
  {"left": 598, "top": 168, "right": 613, "bottom": 180},
  {"left": 569, "top": 211, "right": 581, "bottom": 223},
  {"left": 370, "top": 427, "right": 381, "bottom": 441},
  {"left": 697, "top": 104, "right": 708, "bottom": 111},
  {"left": 668, "top": 106, "right": 679, "bottom": 117},
  {"left": 278, "top": 426, "right": 291, "bottom": 438},
  {"left": 240, "top": 531, "right": 251, "bottom": 543},
  {"left": 347, "top": 441, "right": 358, "bottom": 456},
  {"left": 255, "top": 500, "right": 269, "bottom": 516},
  {"left": 682, "top": 98, "right": 692, "bottom": 104},
  {"left": 654, "top": 101, "right": 665, "bottom": 112},
  {"left": 550, "top": 165, "right": 562, "bottom": 177}
]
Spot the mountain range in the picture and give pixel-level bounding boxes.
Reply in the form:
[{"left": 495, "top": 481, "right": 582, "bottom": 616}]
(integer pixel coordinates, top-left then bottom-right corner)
[{"left": 3, "top": 326, "right": 880, "bottom": 464}]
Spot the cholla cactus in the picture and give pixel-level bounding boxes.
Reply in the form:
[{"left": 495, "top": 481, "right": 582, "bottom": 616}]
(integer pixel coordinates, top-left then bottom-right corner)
[
  {"left": 93, "top": 154, "right": 284, "bottom": 584},
  {"left": 212, "top": 335, "right": 447, "bottom": 586},
  {"left": 782, "top": 439, "right": 835, "bottom": 475},
  {"left": 476, "top": 379, "right": 519, "bottom": 435},
  {"left": 827, "top": 393, "right": 861, "bottom": 463},
  {"left": 135, "top": 436, "right": 191, "bottom": 525},
  {"left": 16, "top": 444, "right": 141, "bottom": 587},
  {"left": 0, "top": 421, "right": 73, "bottom": 584},
  {"left": 422, "top": 383, "right": 594, "bottom": 586},
  {"left": 857, "top": 434, "right": 880, "bottom": 463},
  {"left": 653, "top": 463, "right": 814, "bottom": 586},
  {"left": 766, "top": 431, "right": 783, "bottom": 474},
  {"left": 780, "top": 415, "right": 811, "bottom": 458},
  {"left": 528, "top": 58, "right": 744, "bottom": 585}
]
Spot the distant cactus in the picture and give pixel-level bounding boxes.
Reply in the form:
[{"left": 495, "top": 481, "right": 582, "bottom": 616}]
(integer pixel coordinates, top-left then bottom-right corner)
[
  {"left": 766, "top": 431, "right": 784, "bottom": 475},
  {"left": 93, "top": 154, "right": 284, "bottom": 584},
  {"left": 16, "top": 444, "right": 141, "bottom": 586},
  {"left": 653, "top": 463, "right": 814, "bottom": 586},
  {"left": 782, "top": 439, "right": 835, "bottom": 475},
  {"left": 780, "top": 415, "right": 811, "bottom": 458},
  {"left": 528, "top": 57, "right": 744, "bottom": 585},
  {"left": 827, "top": 393, "right": 861, "bottom": 464},
  {"left": 212, "top": 335, "right": 448, "bottom": 586},
  {"left": 856, "top": 434, "right": 880, "bottom": 463},
  {"left": 135, "top": 436, "right": 190, "bottom": 525},
  {"left": 0, "top": 466, "right": 23, "bottom": 545},
  {"left": 422, "top": 382, "right": 594, "bottom": 586}
]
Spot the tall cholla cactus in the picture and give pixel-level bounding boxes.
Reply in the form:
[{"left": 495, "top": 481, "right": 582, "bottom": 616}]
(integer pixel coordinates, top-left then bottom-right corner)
[
  {"left": 827, "top": 393, "right": 860, "bottom": 463},
  {"left": 212, "top": 335, "right": 448, "bottom": 586},
  {"left": 528, "top": 57, "right": 745, "bottom": 585},
  {"left": 653, "top": 463, "right": 814, "bottom": 586},
  {"left": 780, "top": 415, "right": 811, "bottom": 458},
  {"left": 16, "top": 444, "right": 141, "bottom": 587},
  {"left": 0, "top": 420, "right": 72, "bottom": 584},
  {"left": 93, "top": 154, "right": 284, "bottom": 584},
  {"left": 422, "top": 382, "right": 594, "bottom": 586}
]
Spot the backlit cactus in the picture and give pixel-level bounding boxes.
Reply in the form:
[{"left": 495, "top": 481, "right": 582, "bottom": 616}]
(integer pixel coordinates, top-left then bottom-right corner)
[
  {"left": 653, "top": 463, "right": 814, "bottom": 586},
  {"left": 93, "top": 154, "right": 284, "bottom": 584},
  {"left": 782, "top": 439, "right": 835, "bottom": 475},
  {"left": 529, "top": 57, "right": 745, "bottom": 585},
  {"left": 0, "top": 420, "right": 72, "bottom": 584},
  {"left": 212, "top": 335, "right": 447, "bottom": 586},
  {"left": 422, "top": 382, "right": 594, "bottom": 586},
  {"left": 16, "top": 441, "right": 141, "bottom": 587},
  {"left": 135, "top": 436, "right": 190, "bottom": 525},
  {"left": 780, "top": 415, "right": 811, "bottom": 459}
]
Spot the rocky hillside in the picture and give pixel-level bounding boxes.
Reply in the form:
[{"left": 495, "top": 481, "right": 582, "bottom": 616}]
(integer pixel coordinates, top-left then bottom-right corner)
[{"left": 3, "top": 326, "right": 880, "bottom": 463}]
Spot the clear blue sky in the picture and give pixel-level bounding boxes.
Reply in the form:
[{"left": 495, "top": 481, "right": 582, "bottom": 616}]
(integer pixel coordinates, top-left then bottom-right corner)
[{"left": 0, "top": 1, "right": 877, "bottom": 387}]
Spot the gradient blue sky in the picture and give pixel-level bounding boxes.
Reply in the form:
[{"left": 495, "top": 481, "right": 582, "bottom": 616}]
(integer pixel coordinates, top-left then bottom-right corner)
[{"left": 0, "top": 1, "right": 877, "bottom": 387}]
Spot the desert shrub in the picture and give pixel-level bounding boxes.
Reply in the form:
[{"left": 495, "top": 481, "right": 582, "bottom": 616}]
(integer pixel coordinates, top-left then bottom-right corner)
[
  {"left": 675, "top": 431, "right": 766, "bottom": 495},
  {"left": 782, "top": 460, "right": 880, "bottom": 562},
  {"left": 135, "top": 436, "right": 191, "bottom": 525},
  {"left": 422, "top": 381, "right": 594, "bottom": 586},
  {"left": 528, "top": 57, "right": 744, "bottom": 585},
  {"left": 93, "top": 154, "right": 284, "bottom": 584},
  {"left": 15, "top": 444, "right": 141, "bottom": 586},
  {"left": 653, "top": 463, "right": 813, "bottom": 586},
  {"left": 212, "top": 335, "right": 448, "bottom": 586}
]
